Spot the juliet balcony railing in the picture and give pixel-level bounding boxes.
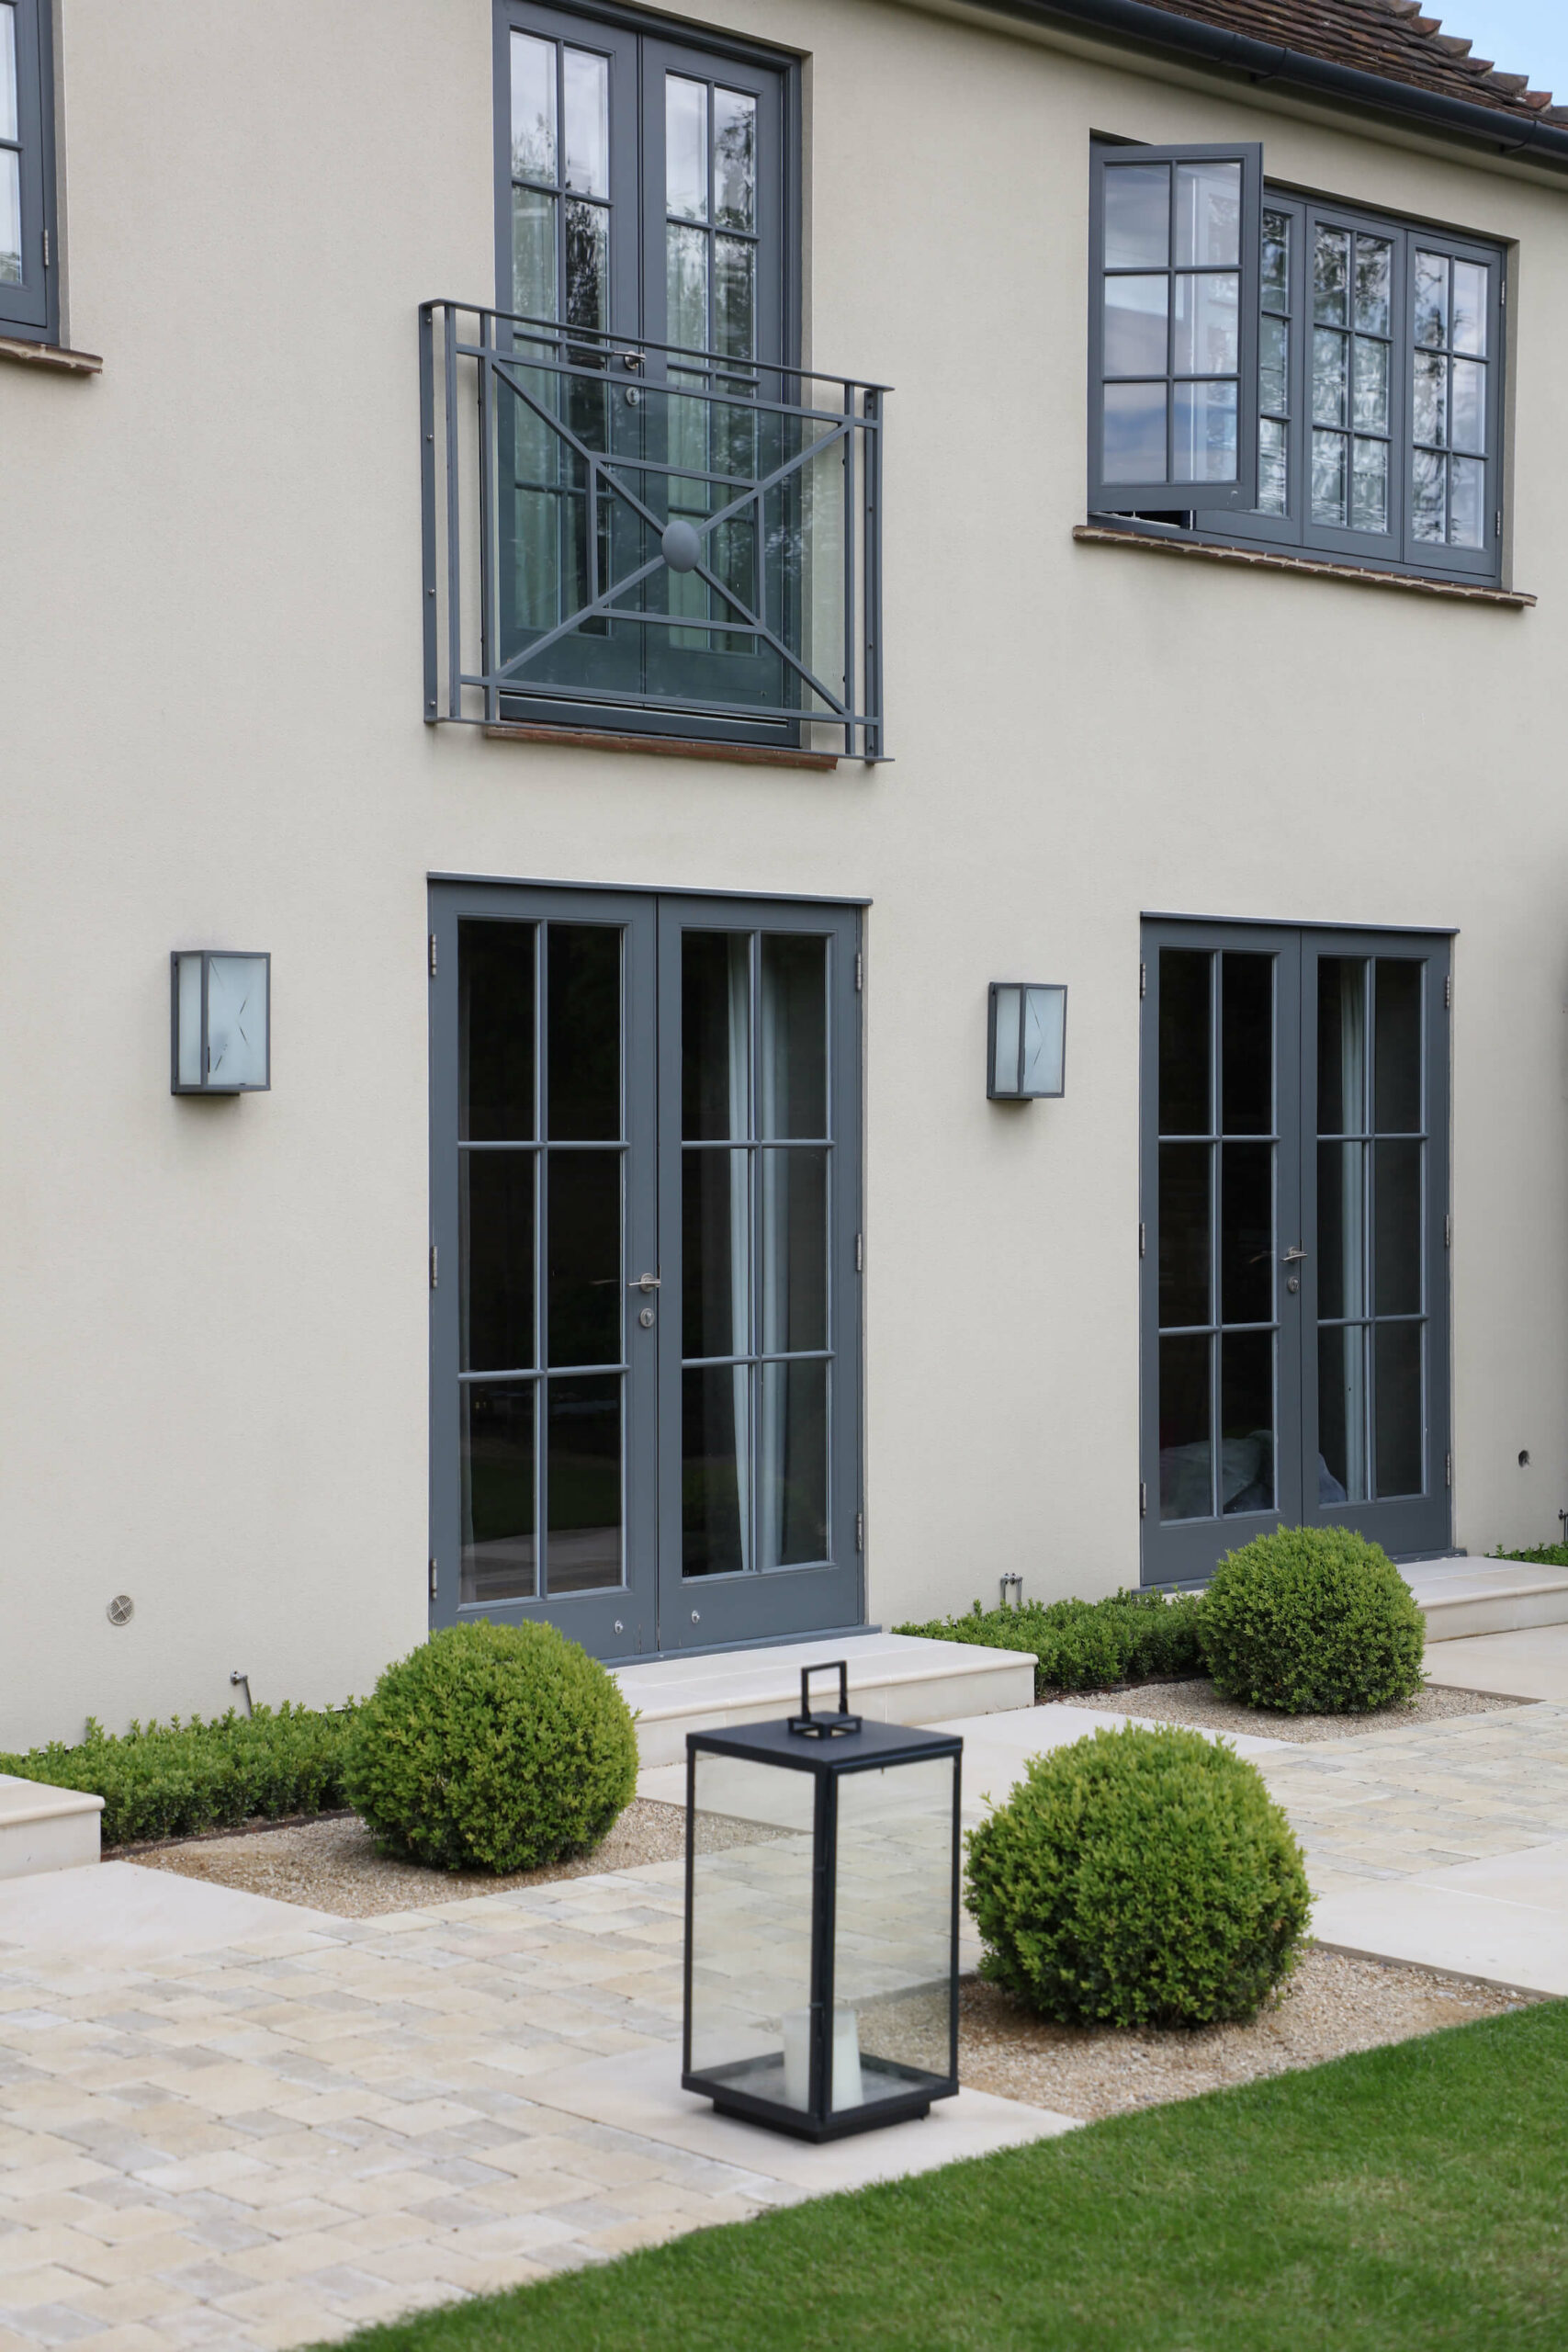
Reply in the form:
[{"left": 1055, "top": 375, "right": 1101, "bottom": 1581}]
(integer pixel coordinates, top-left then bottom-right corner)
[{"left": 420, "top": 302, "right": 887, "bottom": 758}]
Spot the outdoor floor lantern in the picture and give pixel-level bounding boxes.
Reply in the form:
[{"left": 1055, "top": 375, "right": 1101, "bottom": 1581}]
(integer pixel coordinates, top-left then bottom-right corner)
[
  {"left": 682, "top": 1662, "right": 962, "bottom": 2142},
  {"left": 171, "top": 952, "right": 271, "bottom": 1093}
]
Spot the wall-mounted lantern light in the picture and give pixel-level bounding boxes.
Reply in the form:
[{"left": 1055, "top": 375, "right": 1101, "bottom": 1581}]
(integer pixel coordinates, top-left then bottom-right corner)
[
  {"left": 987, "top": 982, "right": 1066, "bottom": 1101},
  {"left": 171, "top": 953, "right": 271, "bottom": 1094}
]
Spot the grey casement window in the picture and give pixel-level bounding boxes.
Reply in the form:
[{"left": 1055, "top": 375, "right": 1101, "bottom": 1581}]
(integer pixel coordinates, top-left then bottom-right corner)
[
  {"left": 1090, "top": 146, "right": 1507, "bottom": 586},
  {"left": 1089, "top": 142, "right": 1264, "bottom": 516},
  {"left": 0, "top": 0, "right": 54, "bottom": 341}
]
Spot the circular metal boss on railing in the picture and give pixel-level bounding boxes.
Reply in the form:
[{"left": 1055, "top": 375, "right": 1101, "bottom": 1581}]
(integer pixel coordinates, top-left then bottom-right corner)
[{"left": 660, "top": 518, "right": 701, "bottom": 573}]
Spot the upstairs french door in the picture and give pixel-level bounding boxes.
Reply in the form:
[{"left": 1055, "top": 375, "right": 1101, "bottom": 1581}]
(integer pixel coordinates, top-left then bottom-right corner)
[
  {"left": 1141, "top": 922, "right": 1451, "bottom": 1586},
  {"left": 429, "top": 882, "right": 862, "bottom": 1657},
  {"left": 492, "top": 0, "right": 795, "bottom": 740}
]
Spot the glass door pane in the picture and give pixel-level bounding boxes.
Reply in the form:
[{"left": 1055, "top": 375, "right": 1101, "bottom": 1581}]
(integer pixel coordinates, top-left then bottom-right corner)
[
  {"left": 1142, "top": 925, "right": 1306, "bottom": 1586},
  {"left": 677, "top": 928, "right": 830, "bottom": 1577},
  {"left": 1155, "top": 947, "right": 1280, "bottom": 1527},
  {"left": 1314, "top": 954, "right": 1427, "bottom": 1509},
  {"left": 643, "top": 48, "right": 788, "bottom": 723},
  {"left": 660, "top": 899, "right": 861, "bottom": 1651},
  {"left": 457, "top": 920, "right": 628, "bottom": 1602},
  {"left": 433, "top": 886, "right": 656, "bottom": 1656}
]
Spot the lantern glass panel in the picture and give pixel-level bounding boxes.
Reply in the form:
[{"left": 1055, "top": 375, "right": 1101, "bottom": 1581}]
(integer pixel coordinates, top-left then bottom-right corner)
[
  {"left": 175, "top": 955, "right": 204, "bottom": 1088},
  {"left": 830, "top": 1757, "right": 956, "bottom": 2112},
  {"left": 991, "top": 985, "right": 1021, "bottom": 1095},
  {"left": 687, "top": 1751, "right": 817, "bottom": 2108},
  {"left": 1021, "top": 985, "right": 1066, "bottom": 1096},
  {"left": 207, "top": 956, "right": 269, "bottom": 1088}
]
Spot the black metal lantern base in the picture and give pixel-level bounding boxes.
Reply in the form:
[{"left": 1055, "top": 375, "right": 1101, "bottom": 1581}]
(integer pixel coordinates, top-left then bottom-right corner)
[
  {"left": 700, "top": 2075, "right": 937, "bottom": 2144},
  {"left": 682, "top": 1663, "right": 963, "bottom": 2143}
]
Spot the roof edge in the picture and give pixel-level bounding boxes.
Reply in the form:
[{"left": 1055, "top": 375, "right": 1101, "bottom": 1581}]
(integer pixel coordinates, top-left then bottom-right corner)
[{"left": 984, "top": 0, "right": 1568, "bottom": 175}]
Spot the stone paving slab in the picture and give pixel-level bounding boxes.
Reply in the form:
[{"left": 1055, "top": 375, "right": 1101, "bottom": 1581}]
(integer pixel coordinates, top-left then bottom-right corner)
[
  {"left": 519, "top": 2042, "right": 1077, "bottom": 2189},
  {"left": 1424, "top": 1622, "right": 1568, "bottom": 1702},
  {"left": 1311, "top": 1850, "right": 1568, "bottom": 1996}
]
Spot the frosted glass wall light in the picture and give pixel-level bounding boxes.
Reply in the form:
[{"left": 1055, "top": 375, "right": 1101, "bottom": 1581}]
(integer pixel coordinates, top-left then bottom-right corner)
[
  {"left": 171, "top": 953, "right": 271, "bottom": 1093},
  {"left": 987, "top": 982, "right": 1066, "bottom": 1101}
]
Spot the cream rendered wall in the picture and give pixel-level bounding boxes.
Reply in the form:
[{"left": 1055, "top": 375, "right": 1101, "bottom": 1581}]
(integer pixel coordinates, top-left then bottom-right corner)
[{"left": 3, "top": 0, "right": 1566, "bottom": 1746}]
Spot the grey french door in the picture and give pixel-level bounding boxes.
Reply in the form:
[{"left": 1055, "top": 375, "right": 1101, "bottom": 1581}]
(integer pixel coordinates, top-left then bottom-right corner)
[
  {"left": 429, "top": 882, "right": 862, "bottom": 1657},
  {"left": 1141, "top": 922, "right": 1451, "bottom": 1587},
  {"left": 492, "top": 1, "right": 795, "bottom": 741}
]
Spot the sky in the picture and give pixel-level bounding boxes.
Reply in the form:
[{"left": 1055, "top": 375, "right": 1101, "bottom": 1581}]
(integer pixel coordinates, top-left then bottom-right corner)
[{"left": 1428, "top": 1, "right": 1568, "bottom": 103}]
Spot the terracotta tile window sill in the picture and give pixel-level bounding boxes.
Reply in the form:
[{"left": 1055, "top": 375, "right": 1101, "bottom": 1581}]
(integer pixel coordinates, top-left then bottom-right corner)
[
  {"left": 481, "top": 721, "right": 838, "bottom": 770},
  {"left": 0, "top": 335, "right": 103, "bottom": 375},
  {"left": 1074, "top": 525, "right": 1535, "bottom": 608}
]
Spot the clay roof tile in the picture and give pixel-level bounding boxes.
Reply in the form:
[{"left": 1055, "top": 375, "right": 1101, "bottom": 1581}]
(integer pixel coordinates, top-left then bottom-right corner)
[{"left": 1132, "top": 0, "right": 1557, "bottom": 120}]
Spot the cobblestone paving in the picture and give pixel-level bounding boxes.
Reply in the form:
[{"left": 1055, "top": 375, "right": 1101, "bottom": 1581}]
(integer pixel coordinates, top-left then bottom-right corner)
[
  {"left": 1256, "top": 1702, "right": 1568, "bottom": 1899},
  {"left": 0, "top": 1869, "right": 787, "bottom": 2351}
]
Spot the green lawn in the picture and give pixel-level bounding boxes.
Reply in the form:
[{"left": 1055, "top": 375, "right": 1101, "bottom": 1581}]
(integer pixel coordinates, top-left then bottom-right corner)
[{"left": 319, "top": 2002, "right": 1567, "bottom": 2351}]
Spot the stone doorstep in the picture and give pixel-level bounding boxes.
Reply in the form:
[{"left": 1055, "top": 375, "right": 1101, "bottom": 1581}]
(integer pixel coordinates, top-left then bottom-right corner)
[
  {"left": 1405, "top": 1559, "right": 1568, "bottom": 1645},
  {"left": 0, "top": 1775, "right": 102, "bottom": 1882},
  {"left": 612, "top": 1634, "right": 1038, "bottom": 1770}
]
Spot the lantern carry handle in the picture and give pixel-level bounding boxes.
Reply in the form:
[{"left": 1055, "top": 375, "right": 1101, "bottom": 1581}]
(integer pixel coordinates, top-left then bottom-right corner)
[{"left": 787, "top": 1660, "right": 863, "bottom": 1737}]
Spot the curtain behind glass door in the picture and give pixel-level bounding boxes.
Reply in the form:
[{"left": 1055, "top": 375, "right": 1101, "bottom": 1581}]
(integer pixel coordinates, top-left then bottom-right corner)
[{"left": 681, "top": 928, "right": 831, "bottom": 1579}]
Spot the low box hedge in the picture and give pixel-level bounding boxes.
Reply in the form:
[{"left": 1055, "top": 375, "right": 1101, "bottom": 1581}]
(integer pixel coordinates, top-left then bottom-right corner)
[
  {"left": 896, "top": 1587, "right": 1206, "bottom": 1699},
  {"left": 1494, "top": 1541, "right": 1568, "bottom": 1567},
  {"left": 0, "top": 1703, "right": 357, "bottom": 1849}
]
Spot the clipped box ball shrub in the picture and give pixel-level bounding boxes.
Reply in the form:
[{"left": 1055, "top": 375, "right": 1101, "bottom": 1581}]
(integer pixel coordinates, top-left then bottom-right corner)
[
  {"left": 965, "top": 1723, "right": 1310, "bottom": 2029},
  {"left": 1201, "top": 1524, "right": 1425, "bottom": 1714},
  {"left": 344, "top": 1621, "right": 637, "bottom": 1873}
]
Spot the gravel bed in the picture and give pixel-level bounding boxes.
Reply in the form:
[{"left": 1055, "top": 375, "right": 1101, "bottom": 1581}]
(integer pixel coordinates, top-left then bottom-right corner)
[
  {"left": 130, "top": 1798, "right": 748, "bottom": 1918},
  {"left": 958, "top": 1948, "right": 1536, "bottom": 2120},
  {"left": 1047, "top": 1675, "right": 1526, "bottom": 1743}
]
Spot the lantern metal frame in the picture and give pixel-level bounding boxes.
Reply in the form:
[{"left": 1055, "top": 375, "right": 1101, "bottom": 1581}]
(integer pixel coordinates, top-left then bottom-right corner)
[
  {"left": 987, "top": 980, "right": 1067, "bottom": 1101},
  {"left": 682, "top": 1663, "right": 963, "bottom": 2143},
  {"left": 169, "top": 951, "right": 272, "bottom": 1095}
]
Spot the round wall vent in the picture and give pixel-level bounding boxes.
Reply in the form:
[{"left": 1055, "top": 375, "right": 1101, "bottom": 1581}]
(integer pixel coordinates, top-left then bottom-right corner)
[{"left": 106, "top": 1594, "right": 134, "bottom": 1626}]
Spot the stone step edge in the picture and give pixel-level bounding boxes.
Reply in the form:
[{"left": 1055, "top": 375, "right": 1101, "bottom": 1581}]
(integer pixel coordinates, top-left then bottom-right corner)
[
  {"left": 0, "top": 1781, "right": 105, "bottom": 1828},
  {"left": 1422, "top": 1572, "right": 1568, "bottom": 1602},
  {"left": 620, "top": 1646, "right": 1038, "bottom": 1724}
]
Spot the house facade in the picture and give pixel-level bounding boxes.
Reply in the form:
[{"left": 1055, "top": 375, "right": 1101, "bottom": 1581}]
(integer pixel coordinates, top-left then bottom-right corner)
[{"left": 5, "top": 0, "right": 1568, "bottom": 1747}]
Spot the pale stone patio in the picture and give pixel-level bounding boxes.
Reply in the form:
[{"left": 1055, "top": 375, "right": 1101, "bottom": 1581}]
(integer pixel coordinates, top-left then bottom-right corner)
[
  {"left": 0, "top": 1860, "right": 1070, "bottom": 2352},
  {"left": 2, "top": 1668, "right": 1565, "bottom": 2349}
]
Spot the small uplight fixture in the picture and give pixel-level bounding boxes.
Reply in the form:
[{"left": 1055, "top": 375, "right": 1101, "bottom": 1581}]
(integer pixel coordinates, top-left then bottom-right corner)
[
  {"left": 171, "top": 952, "right": 271, "bottom": 1094},
  {"left": 987, "top": 981, "right": 1066, "bottom": 1102}
]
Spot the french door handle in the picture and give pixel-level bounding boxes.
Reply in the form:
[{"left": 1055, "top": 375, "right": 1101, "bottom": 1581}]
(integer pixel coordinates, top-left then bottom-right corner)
[
  {"left": 1281, "top": 1247, "right": 1309, "bottom": 1264},
  {"left": 629, "top": 1272, "right": 661, "bottom": 1293}
]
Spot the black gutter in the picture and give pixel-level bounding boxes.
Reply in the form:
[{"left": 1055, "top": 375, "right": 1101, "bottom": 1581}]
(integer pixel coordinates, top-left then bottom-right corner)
[{"left": 987, "top": 0, "right": 1568, "bottom": 175}]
